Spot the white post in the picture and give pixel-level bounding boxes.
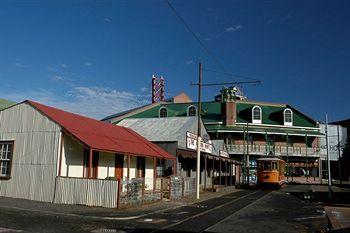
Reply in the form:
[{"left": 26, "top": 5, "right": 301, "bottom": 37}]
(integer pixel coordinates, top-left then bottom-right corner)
[
  {"left": 325, "top": 114, "right": 332, "bottom": 200},
  {"left": 196, "top": 136, "right": 201, "bottom": 199}
]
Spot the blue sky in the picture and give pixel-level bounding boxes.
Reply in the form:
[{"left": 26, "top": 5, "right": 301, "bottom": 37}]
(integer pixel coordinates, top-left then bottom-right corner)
[{"left": 0, "top": 0, "right": 349, "bottom": 121}]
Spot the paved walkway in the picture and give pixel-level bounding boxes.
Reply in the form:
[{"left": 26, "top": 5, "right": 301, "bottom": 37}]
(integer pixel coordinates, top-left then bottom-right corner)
[
  {"left": 325, "top": 206, "right": 350, "bottom": 231},
  {"left": 0, "top": 188, "right": 240, "bottom": 219}
]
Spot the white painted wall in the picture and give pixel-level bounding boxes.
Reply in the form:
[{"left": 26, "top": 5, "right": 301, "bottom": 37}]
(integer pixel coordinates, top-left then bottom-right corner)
[
  {"left": 98, "top": 152, "right": 115, "bottom": 179},
  {"left": 123, "top": 155, "right": 137, "bottom": 180},
  {"left": 145, "top": 157, "right": 154, "bottom": 190},
  {"left": 61, "top": 134, "right": 84, "bottom": 178}
]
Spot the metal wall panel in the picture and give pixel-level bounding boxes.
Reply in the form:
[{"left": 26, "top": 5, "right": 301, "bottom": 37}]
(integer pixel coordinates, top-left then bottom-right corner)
[
  {"left": 54, "top": 177, "right": 118, "bottom": 208},
  {"left": 0, "top": 103, "right": 61, "bottom": 202}
]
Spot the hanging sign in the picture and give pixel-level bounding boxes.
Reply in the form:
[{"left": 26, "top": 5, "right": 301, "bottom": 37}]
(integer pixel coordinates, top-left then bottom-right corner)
[
  {"left": 219, "top": 150, "right": 229, "bottom": 158},
  {"left": 186, "top": 132, "right": 213, "bottom": 153}
]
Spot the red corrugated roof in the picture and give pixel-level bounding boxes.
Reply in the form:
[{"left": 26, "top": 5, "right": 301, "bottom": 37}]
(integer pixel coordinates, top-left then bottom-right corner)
[{"left": 27, "top": 100, "right": 174, "bottom": 160}]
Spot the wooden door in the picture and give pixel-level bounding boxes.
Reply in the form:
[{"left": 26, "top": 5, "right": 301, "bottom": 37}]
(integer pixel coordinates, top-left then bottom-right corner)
[
  {"left": 115, "top": 154, "right": 124, "bottom": 180},
  {"left": 92, "top": 151, "right": 99, "bottom": 179}
]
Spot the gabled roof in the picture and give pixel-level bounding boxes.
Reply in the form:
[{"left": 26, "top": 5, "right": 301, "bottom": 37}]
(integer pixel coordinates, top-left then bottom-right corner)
[
  {"left": 117, "top": 117, "right": 208, "bottom": 150},
  {"left": 26, "top": 100, "right": 174, "bottom": 160}
]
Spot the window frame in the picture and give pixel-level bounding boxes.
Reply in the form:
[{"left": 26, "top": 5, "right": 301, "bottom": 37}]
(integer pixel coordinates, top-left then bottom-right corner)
[
  {"left": 187, "top": 105, "right": 197, "bottom": 117},
  {"left": 252, "top": 106, "right": 262, "bottom": 124},
  {"left": 283, "top": 108, "right": 293, "bottom": 126},
  {"left": 159, "top": 107, "right": 168, "bottom": 118},
  {"left": 0, "top": 140, "right": 15, "bottom": 179}
]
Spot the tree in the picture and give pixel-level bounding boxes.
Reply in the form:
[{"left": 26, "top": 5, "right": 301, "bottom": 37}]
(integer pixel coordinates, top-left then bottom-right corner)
[{"left": 342, "top": 138, "right": 350, "bottom": 159}]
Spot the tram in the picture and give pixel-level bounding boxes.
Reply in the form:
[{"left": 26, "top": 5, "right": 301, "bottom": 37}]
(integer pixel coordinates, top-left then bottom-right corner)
[{"left": 257, "top": 156, "right": 286, "bottom": 188}]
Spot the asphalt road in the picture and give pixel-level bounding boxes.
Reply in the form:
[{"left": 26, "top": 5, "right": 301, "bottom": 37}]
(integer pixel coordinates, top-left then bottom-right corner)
[{"left": 0, "top": 189, "right": 328, "bottom": 233}]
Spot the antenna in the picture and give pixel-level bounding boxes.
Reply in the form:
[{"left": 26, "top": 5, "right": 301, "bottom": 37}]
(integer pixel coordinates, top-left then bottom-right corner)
[{"left": 152, "top": 75, "right": 165, "bottom": 103}]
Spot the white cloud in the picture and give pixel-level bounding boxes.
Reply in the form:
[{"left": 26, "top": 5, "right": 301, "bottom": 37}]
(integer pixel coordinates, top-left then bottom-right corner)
[
  {"left": 84, "top": 62, "right": 92, "bottom": 67},
  {"left": 140, "top": 87, "right": 149, "bottom": 93},
  {"left": 48, "top": 67, "right": 58, "bottom": 72},
  {"left": 61, "top": 64, "right": 67, "bottom": 68},
  {"left": 2, "top": 86, "right": 150, "bottom": 119},
  {"left": 51, "top": 75, "right": 64, "bottom": 81},
  {"left": 185, "top": 59, "right": 194, "bottom": 65},
  {"left": 15, "top": 63, "right": 25, "bottom": 68},
  {"left": 104, "top": 18, "right": 111, "bottom": 22},
  {"left": 225, "top": 25, "right": 243, "bottom": 32}
]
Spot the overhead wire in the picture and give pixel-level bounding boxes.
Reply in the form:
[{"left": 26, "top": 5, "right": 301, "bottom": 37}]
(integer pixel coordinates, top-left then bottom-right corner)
[{"left": 165, "top": 0, "right": 261, "bottom": 84}]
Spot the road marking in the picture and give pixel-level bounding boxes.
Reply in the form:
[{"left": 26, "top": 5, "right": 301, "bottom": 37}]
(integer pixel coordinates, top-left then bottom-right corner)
[
  {"left": 0, "top": 227, "right": 23, "bottom": 232},
  {"left": 295, "top": 215, "right": 326, "bottom": 221},
  {"left": 152, "top": 190, "right": 261, "bottom": 233}
]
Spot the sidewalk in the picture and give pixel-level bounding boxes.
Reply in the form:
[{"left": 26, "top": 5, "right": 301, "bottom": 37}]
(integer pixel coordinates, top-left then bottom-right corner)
[
  {"left": 0, "top": 188, "right": 240, "bottom": 219},
  {"left": 325, "top": 206, "right": 350, "bottom": 231}
]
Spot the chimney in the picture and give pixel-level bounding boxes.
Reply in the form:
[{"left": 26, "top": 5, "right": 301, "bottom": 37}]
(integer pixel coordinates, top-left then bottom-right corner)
[{"left": 221, "top": 101, "right": 236, "bottom": 125}]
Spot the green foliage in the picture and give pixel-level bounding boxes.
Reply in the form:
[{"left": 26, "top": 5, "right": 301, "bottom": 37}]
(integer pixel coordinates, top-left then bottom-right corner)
[{"left": 342, "top": 138, "right": 350, "bottom": 158}]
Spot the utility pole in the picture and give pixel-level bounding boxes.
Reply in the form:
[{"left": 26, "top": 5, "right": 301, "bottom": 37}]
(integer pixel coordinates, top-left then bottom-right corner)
[
  {"left": 325, "top": 114, "right": 332, "bottom": 200},
  {"left": 190, "top": 63, "right": 261, "bottom": 199},
  {"left": 246, "top": 123, "right": 250, "bottom": 184},
  {"left": 196, "top": 62, "right": 202, "bottom": 200},
  {"left": 337, "top": 125, "right": 342, "bottom": 185}
]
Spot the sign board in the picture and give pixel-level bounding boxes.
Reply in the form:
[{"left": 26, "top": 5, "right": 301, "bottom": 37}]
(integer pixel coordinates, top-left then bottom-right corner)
[
  {"left": 186, "top": 132, "right": 213, "bottom": 153},
  {"left": 219, "top": 150, "right": 229, "bottom": 158}
]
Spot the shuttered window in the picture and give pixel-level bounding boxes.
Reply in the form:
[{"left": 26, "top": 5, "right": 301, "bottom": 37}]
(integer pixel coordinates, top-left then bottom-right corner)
[{"left": 0, "top": 141, "right": 14, "bottom": 179}]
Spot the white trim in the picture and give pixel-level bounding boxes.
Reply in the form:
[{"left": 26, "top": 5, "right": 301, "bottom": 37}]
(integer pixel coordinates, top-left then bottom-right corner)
[
  {"left": 235, "top": 122, "right": 320, "bottom": 130},
  {"left": 212, "top": 130, "right": 323, "bottom": 137},
  {"left": 158, "top": 107, "right": 167, "bottom": 118},
  {"left": 204, "top": 121, "right": 223, "bottom": 125},
  {"left": 187, "top": 105, "right": 197, "bottom": 117},
  {"left": 252, "top": 106, "right": 262, "bottom": 124},
  {"left": 284, "top": 108, "right": 293, "bottom": 126}
]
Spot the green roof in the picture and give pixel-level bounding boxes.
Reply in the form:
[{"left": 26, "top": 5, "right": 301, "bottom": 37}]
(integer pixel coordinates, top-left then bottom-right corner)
[
  {"left": 0, "top": 98, "right": 15, "bottom": 110},
  {"left": 113, "top": 101, "right": 317, "bottom": 128}
]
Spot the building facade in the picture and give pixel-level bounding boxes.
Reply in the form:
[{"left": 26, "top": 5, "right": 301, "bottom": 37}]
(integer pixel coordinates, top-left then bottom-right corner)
[
  {"left": 103, "top": 88, "right": 324, "bottom": 183},
  {"left": 0, "top": 100, "right": 174, "bottom": 206}
]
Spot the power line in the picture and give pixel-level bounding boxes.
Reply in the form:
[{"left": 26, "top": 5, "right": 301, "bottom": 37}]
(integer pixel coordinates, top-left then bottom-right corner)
[
  {"left": 165, "top": 0, "right": 229, "bottom": 73},
  {"left": 165, "top": 0, "right": 261, "bottom": 84},
  {"left": 202, "top": 68, "right": 261, "bottom": 82}
]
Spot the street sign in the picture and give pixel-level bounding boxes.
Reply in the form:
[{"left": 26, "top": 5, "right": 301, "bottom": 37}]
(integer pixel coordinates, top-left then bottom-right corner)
[{"left": 186, "top": 132, "right": 213, "bottom": 153}]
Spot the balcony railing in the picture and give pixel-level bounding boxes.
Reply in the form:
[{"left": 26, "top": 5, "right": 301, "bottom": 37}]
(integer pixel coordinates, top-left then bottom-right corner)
[{"left": 226, "top": 144, "right": 323, "bottom": 157}]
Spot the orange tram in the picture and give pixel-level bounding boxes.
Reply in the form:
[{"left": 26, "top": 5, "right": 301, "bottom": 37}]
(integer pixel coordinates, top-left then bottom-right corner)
[{"left": 257, "top": 156, "right": 286, "bottom": 189}]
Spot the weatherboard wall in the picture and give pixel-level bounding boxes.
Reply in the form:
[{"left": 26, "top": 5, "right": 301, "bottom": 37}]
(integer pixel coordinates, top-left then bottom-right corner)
[{"left": 0, "top": 103, "right": 61, "bottom": 202}]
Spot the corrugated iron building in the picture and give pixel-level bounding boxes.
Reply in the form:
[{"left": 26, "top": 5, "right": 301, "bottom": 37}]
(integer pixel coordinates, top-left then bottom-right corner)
[{"left": 0, "top": 100, "right": 174, "bottom": 205}]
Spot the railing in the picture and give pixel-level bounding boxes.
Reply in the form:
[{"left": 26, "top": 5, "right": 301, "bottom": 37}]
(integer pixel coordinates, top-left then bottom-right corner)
[{"left": 226, "top": 144, "right": 323, "bottom": 157}]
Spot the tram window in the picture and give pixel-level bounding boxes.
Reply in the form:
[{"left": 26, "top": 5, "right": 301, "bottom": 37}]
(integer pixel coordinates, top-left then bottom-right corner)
[
  {"left": 272, "top": 162, "right": 278, "bottom": 170},
  {"left": 263, "top": 162, "right": 271, "bottom": 171}
]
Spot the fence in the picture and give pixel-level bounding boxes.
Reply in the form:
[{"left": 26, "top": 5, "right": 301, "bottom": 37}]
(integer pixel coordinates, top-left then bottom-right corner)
[
  {"left": 226, "top": 144, "right": 322, "bottom": 157},
  {"left": 54, "top": 176, "right": 118, "bottom": 208},
  {"left": 53, "top": 176, "right": 197, "bottom": 208},
  {"left": 118, "top": 178, "right": 161, "bottom": 207}
]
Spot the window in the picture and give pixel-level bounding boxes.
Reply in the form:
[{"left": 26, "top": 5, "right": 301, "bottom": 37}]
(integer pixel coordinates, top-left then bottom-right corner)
[
  {"left": 0, "top": 141, "right": 14, "bottom": 178},
  {"left": 284, "top": 109, "right": 293, "bottom": 126},
  {"left": 272, "top": 162, "right": 278, "bottom": 170},
  {"left": 187, "top": 105, "right": 197, "bottom": 116},
  {"left": 159, "top": 107, "right": 167, "bottom": 118},
  {"left": 252, "top": 106, "right": 262, "bottom": 124},
  {"left": 263, "top": 161, "right": 271, "bottom": 171}
]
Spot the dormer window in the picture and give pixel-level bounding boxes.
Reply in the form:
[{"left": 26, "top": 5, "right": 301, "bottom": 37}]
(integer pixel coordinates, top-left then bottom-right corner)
[
  {"left": 284, "top": 108, "right": 293, "bottom": 126},
  {"left": 252, "top": 106, "right": 262, "bottom": 124},
  {"left": 159, "top": 107, "right": 167, "bottom": 118},
  {"left": 187, "top": 105, "right": 197, "bottom": 116}
]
